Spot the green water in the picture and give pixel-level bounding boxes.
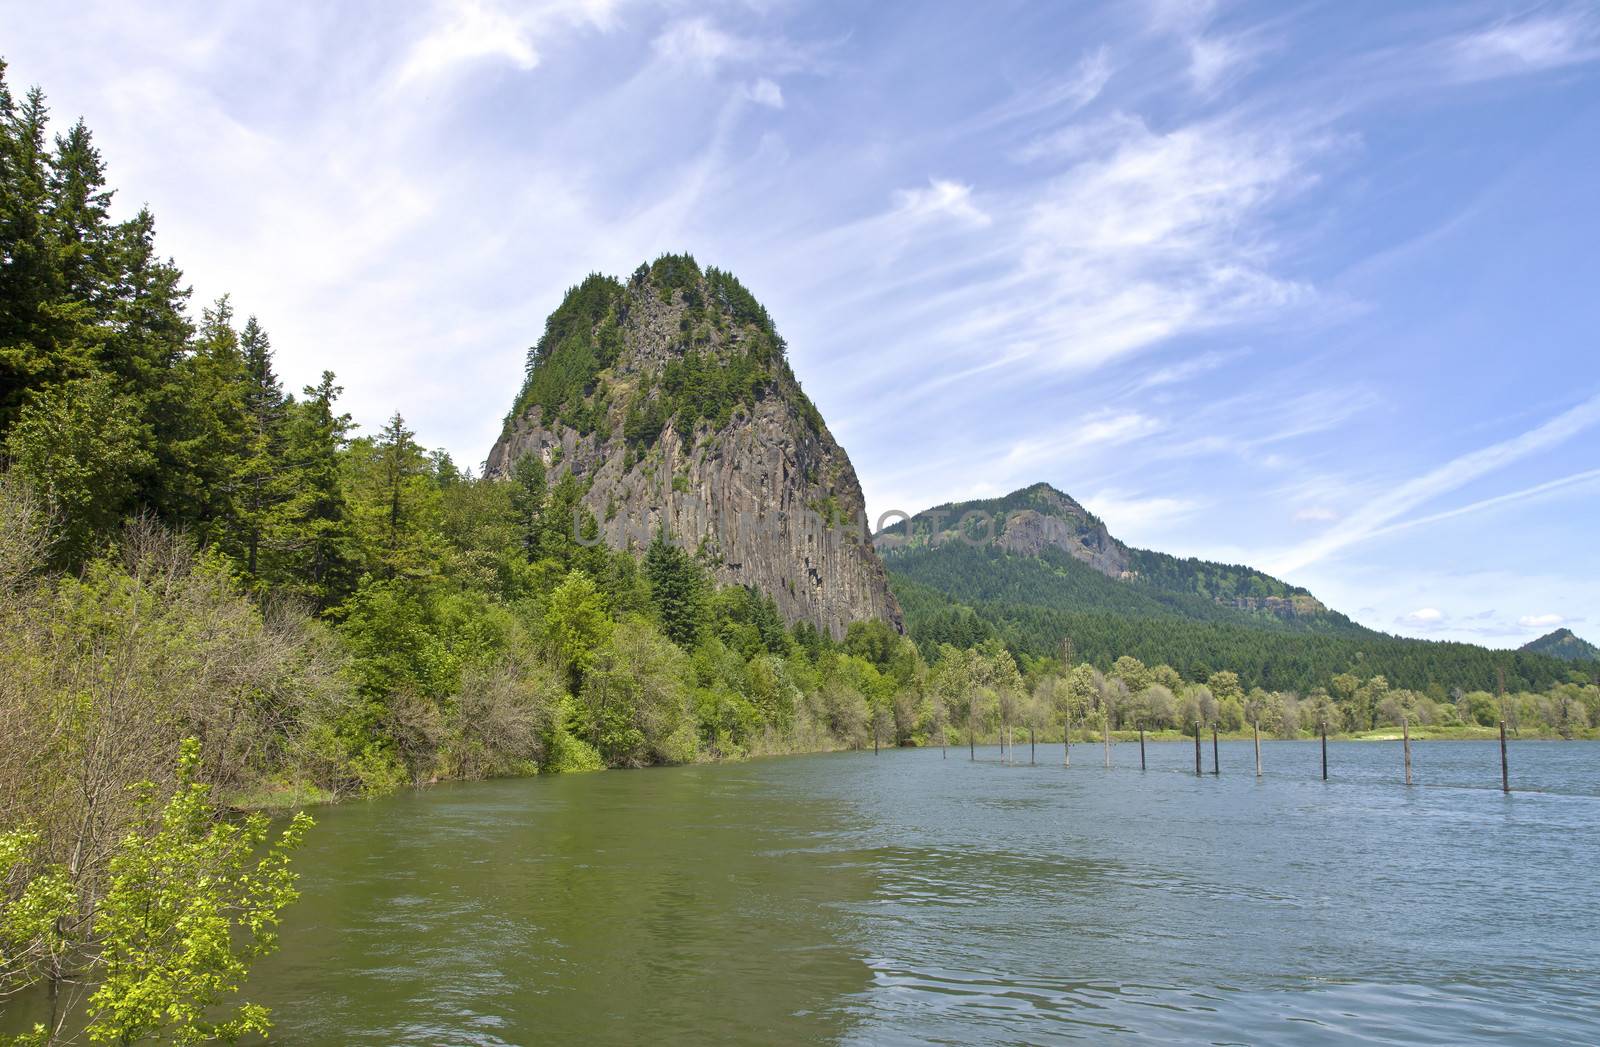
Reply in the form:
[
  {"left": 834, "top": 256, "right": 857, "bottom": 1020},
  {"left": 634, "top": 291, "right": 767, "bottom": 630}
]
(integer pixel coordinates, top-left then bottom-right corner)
[{"left": 10, "top": 741, "right": 1600, "bottom": 1043}]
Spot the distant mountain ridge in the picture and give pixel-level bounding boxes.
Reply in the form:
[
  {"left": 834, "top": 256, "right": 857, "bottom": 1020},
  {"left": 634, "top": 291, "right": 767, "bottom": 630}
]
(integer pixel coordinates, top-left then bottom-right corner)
[
  {"left": 876, "top": 483, "right": 1578, "bottom": 694},
  {"left": 876, "top": 482, "right": 1336, "bottom": 626},
  {"left": 1520, "top": 628, "right": 1600, "bottom": 663}
]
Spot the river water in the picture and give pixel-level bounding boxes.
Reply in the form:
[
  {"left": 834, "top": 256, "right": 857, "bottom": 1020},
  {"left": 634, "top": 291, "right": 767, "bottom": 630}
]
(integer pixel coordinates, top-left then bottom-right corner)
[{"left": 34, "top": 740, "right": 1600, "bottom": 1044}]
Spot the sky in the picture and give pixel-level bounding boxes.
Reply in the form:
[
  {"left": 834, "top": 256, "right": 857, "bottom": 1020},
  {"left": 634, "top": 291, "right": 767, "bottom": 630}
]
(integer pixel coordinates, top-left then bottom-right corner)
[{"left": 4, "top": 0, "right": 1599, "bottom": 648}]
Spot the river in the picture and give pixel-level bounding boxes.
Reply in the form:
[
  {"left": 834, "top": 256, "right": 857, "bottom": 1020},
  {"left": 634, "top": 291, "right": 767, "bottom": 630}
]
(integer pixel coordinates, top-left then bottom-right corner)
[
  {"left": 223, "top": 739, "right": 1600, "bottom": 1044},
  {"left": 12, "top": 740, "right": 1597, "bottom": 1044}
]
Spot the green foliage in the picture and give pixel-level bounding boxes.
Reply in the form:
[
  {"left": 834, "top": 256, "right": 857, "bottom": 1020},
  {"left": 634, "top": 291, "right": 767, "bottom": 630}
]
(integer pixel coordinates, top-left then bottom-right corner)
[
  {"left": 888, "top": 525, "right": 1581, "bottom": 698},
  {"left": 85, "top": 739, "right": 310, "bottom": 1045},
  {"left": 0, "top": 741, "right": 310, "bottom": 1047},
  {"left": 0, "top": 827, "right": 74, "bottom": 1008},
  {"left": 644, "top": 531, "right": 707, "bottom": 649},
  {"left": 658, "top": 347, "right": 769, "bottom": 444},
  {"left": 5, "top": 373, "right": 150, "bottom": 567},
  {"left": 508, "top": 274, "right": 623, "bottom": 434}
]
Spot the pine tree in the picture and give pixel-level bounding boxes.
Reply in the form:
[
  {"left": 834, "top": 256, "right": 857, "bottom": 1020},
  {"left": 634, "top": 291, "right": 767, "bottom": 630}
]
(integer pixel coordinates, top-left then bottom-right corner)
[
  {"left": 346, "top": 412, "right": 442, "bottom": 583},
  {"left": 46, "top": 118, "right": 114, "bottom": 317},
  {"left": 508, "top": 452, "right": 546, "bottom": 561},
  {"left": 271, "top": 372, "right": 355, "bottom": 610},
  {"left": 0, "top": 80, "right": 73, "bottom": 434},
  {"left": 167, "top": 297, "right": 251, "bottom": 545},
  {"left": 106, "top": 208, "right": 192, "bottom": 515},
  {"left": 645, "top": 531, "right": 707, "bottom": 648},
  {"left": 234, "top": 315, "right": 288, "bottom": 584}
]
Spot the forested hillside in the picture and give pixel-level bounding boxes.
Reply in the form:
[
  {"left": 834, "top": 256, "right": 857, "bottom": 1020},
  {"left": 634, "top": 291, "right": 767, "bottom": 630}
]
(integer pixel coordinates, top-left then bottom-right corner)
[
  {"left": 883, "top": 486, "right": 1591, "bottom": 695},
  {"left": 1521, "top": 628, "right": 1600, "bottom": 662}
]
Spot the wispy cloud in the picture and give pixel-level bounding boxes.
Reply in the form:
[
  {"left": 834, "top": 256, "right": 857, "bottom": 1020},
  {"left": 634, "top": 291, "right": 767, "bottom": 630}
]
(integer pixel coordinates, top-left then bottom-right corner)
[
  {"left": 891, "top": 179, "right": 992, "bottom": 228},
  {"left": 971, "top": 47, "right": 1117, "bottom": 135},
  {"left": 1272, "top": 393, "right": 1600, "bottom": 574},
  {"left": 1082, "top": 489, "right": 1204, "bottom": 534},
  {"left": 742, "top": 77, "right": 784, "bottom": 108},
  {"left": 395, "top": 0, "right": 626, "bottom": 85},
  {"left": 1446, "top": 8, "right": 1600, "bottom": 81},
  {"left": 1519, "top": 613, "right": 1565, "bottom": 629},
  {"left": 1131, "top": 348, "right": 1246, "bottom": 390}
]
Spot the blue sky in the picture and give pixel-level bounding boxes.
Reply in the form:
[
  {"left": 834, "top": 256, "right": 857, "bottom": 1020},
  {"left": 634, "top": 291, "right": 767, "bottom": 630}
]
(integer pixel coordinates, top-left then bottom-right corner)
[{"left": 5, "top": 0, "right": 1598, "bottom": 647}]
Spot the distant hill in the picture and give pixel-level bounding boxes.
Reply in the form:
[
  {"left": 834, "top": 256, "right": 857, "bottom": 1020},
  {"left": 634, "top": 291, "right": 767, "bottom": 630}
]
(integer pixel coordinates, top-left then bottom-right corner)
[
  {"left": 1520, "top": 628, "right": 1600, "bottom": 663},
  {"left": 876, "top": 483, "right": 1346, "bottom": 631},
  {"left": 877, "top": 483, "right": 1579, "bottom": 694}
]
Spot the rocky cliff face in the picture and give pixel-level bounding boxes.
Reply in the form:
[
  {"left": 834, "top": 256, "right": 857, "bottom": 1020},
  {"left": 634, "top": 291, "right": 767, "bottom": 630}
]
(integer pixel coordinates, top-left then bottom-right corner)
[{"left": 486, "top": 256, "right": 902, "bottom": 638}]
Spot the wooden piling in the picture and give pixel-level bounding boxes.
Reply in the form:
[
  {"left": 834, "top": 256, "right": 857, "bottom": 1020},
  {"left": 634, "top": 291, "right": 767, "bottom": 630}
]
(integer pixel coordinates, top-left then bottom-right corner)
[
  {"left": 1064, "top": 717, "right": 1071, "bottom": 767},
  {"left": 1402, "top": 717, "right": 1412, "bottom": 786},
  {"left": 1211, "top": 725, "right": 1219, "bottom": 776},
  {"left": 1320, "top": 722, "right": 1328, "bottom": 780},
  {"left": 1103, "top": 711, "right": 1112, "bottom": 768},
  {"left": 1139, "top": 723, "right": 1147, "bottom": 771},
  {"left": 1253, "top": 720, "right": 1262, "bottom": 777},
  {"left": 1030, "top": 726, "right": 1036, "bottom": 766},
  {"left": 1194, "top": 722, "right": 1202, "bottom": 776},
  {"left": 1500, "top": 720, "right": 1510, "bottom": 793}
]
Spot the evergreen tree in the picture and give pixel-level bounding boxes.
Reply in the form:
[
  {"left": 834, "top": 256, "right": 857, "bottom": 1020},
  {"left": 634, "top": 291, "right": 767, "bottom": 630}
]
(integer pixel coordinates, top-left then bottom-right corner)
[
  {"left": 0, "top": 79, "right": 73, "bottom": 434},
  {"left": 645, "top": 531, "right": 707, "bottom": 648},
  {"left": 346, "top": 412, "right": 442, "bottom": 583},
  {"left": 107, "top": 207, "right": 193, "bottom": 514},
  {"left": 167, "top": 296, "right": 251, "bottom": 544},
  {"left": 272, "top": 372, "right": 355, "bottom": 609},
  {"left": 4, "top": 372, "right": 151, "bottom": 566},
  {"left": 234, "top": 315, "right": 288, "bottom": 584},
  {"left": 509, "top": 452, "right": 546, "bottom": 562},
  {"left": 45, "top": 117, "right": 114, "bottom": 317}
]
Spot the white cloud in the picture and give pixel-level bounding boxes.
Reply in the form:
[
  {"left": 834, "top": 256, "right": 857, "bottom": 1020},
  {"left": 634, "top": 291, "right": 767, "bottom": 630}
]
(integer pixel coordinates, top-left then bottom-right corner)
[
  {"left": 743, "top": 77, "right": 784, "bottom": 108},
  {"left": 395, "top": 0, "right": 625, "bottom": 85},
  {"left": 1404, "top": 607, "right": 1445, "bottom": 623},
  {"left": 1294, "top": 506, "right": 1338, "bottom": 523},
  {"left": 1519, "top": 613, "right": 1565, "bottom": 629},
  {"left": 1145, "top": 0, "right": 1217, "bottom": 35},
  {"left": 1188, "top": 34, "right": 1258, "bottom": 95},
  {"left": 1082, "top": 490, "right": 1203, "bottom": 532},
  {"left": 1001, "top": 114, "right": 1321, "bottom": 370},
  {"left": 999, "top": 411, "right": 1163, "bottom": 472},
  {"left": 975, "top": 47, "right": 1117, "bottom": 139},
  {"left": 1064, "top": 45, "right": 1117, "bottom": 110},
  {"left": 397, "top": 2, "right": 542, "bottom": 83},
  {"left": 891, "top": 178, "right": 992, "bottom": 227},
  {"left": 1448, "top": 10, "right": 1600, "bottom": 81},
  {"left": 653, "top": 16, "right": 749, "bottom": 72}
]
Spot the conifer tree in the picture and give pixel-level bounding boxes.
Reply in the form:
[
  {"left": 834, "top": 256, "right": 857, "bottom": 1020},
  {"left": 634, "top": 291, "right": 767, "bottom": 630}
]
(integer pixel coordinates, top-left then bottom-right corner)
[
  {"left": 0, "top": 79, "right": 71, "bottom": 433},
  {"left": 509, "top": 452, "right": 546, "bottom": 561},
  {"left": 234, "top": 315, "right": 288, "bottom": 583},
  {"left": 46, "top": 118, "right": 114, "bottom": 316},
  {"left": 272, "top": 371, "right": 355, "bottom": 609},
  {"left": 168, "top": 296, "right": 252, "bottom": 545},
  {"left": 347, "top": 412, "right": 442, "bottom": 583},
  {"left": 645, "top": 531, "right": 707, "bottom": 648}
]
